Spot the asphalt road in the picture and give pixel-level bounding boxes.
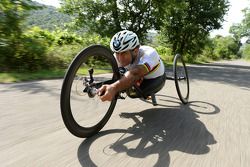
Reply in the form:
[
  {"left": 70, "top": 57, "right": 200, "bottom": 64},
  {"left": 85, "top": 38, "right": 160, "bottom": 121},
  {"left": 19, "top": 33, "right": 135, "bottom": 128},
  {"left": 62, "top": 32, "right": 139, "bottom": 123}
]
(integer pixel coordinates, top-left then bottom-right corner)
[{"left": 0, "top": 60, "right": 250, "bottom": 167}]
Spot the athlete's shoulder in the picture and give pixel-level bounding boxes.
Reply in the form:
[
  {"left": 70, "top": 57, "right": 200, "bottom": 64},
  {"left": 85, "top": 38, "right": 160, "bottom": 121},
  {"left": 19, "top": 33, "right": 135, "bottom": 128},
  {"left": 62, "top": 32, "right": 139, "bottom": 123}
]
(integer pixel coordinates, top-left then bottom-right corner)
[
  {"left": 140, "top": 45, "right": 156, "bottom": 52},
  {"left": 140, "top": 45, "right": 158, "bottom": 56}
]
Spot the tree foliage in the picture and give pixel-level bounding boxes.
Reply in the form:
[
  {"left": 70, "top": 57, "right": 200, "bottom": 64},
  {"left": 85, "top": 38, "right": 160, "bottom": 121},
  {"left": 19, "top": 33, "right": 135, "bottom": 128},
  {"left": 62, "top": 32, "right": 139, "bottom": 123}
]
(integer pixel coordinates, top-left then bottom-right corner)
[
  {"left": 213, "top": 36, "right": 240, "bottom": 59},
  {"left": 0, "top": 0, "right": 47, "bottom": 71},
  {"left": 0, "top": 0, "right": 238, "bottom": 73},
  {"left": 61, "top": 0, "right": 229, "bottom": 55},
  {"left": 60, "top": 0, "right": 166, "bottom": 41},
  {"left": 230, "top": 7, "right": 250, "bottom": 41},
  {"left": 229, "top": 6, "right": 250, "bottom": 60},
  {"left": 160, "top": 0, "right": 229, "bottom": 56},
  {"left": 0, "top": 0, "right": 38, "bottom": 43}
]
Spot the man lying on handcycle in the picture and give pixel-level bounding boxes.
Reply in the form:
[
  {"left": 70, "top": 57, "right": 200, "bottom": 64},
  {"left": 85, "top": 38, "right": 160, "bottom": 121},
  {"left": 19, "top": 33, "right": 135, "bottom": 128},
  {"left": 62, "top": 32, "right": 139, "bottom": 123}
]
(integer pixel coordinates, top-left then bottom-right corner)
[{"left": 98, "top": 30, "right": 166, "bottom": 102}]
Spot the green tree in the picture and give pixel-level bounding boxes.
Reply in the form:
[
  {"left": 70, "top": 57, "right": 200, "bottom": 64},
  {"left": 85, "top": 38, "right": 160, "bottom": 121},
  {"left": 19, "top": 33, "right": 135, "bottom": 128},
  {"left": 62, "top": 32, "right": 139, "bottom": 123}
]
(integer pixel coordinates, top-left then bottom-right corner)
[
  {"left": 230, "top": 8, "right": 250, "bottom": 38},
  {"left": 229, "top": 23, "right": 243, "bottom": 55},
  {"left": 213, "top": 36, "right": 239, "bottom": 59},
  {"left": 160, "top": 0, "right": 229, "bottom": 56},
  {"left": 0, "top": 0, "right": 46, "bottom": 71},
  {"left": 230, "top": 7, "right": 250, "bottom": 46},
  {"left": 229, "top": 6, "right": 250, "bottom": 59},
  {"left": 60, "top": 0, "right": 166, "bottom": 41},
  {"left": 0, "top": 0, "right": 38, "bottom": 46},
  {"left": 230, "top": 23, "right": 244, "bottom": 42}
]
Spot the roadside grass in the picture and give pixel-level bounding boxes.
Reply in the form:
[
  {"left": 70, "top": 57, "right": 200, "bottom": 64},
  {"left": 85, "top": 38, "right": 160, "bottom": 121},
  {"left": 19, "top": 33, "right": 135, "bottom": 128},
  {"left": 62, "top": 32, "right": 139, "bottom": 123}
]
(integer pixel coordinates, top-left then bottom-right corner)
[
  {"left": 1, "top": 56, "right": 246, "bottom": 84},
  {"left": 0, "top": 67, "right": 113, "bottom": 83},
  {"left": 245, "top": 57, "right": 250, "bottom": 62},
  {"left": 0, "top": 60, "right": 206, "bottom": 83},
  {"left": 0, "top": 69, "right": 66, "bottom": 83}
]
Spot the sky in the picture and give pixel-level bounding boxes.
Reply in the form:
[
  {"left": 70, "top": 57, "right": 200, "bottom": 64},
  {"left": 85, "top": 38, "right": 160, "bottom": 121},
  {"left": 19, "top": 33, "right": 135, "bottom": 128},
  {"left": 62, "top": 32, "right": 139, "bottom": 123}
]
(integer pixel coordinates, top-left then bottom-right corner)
[
  {"left": 34, "top": 0, "right": 250, "bottom": 37},
  {"left": 210, "top": 0, "right": 250, "bottom": 37},
  {"left": 34, "top": 0, "right": 61, "bottom": 8}
]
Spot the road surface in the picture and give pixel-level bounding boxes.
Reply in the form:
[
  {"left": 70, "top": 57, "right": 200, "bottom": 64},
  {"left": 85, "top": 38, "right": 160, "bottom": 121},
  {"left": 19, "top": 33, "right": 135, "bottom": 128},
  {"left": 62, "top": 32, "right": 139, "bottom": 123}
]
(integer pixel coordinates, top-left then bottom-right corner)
[{"left": 0, "top": 60, "right": 250, "bottom": 167}]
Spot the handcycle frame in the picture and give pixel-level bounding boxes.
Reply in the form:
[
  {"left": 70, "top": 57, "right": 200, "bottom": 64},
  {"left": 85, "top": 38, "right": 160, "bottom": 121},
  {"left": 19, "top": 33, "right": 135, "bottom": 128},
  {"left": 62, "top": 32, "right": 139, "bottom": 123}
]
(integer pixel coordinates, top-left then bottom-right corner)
[{"left": 60, "top": 45, "right": 189, "bottom": 138}]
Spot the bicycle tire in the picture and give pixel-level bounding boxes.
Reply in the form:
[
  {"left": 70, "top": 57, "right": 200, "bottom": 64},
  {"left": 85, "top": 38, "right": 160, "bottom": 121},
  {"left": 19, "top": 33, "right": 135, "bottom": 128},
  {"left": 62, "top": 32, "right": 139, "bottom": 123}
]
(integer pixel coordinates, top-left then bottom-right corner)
[
  {"left": 173, "top": 54, "right": 189, "bottom": 104},
  {"left": 60, "top": 45, "right": 120, "bottom": 138}
]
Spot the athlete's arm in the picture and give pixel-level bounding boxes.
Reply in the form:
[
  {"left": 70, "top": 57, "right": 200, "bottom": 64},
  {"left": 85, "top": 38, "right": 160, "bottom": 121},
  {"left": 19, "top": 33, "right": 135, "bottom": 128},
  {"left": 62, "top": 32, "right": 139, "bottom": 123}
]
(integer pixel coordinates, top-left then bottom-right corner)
[{"left": 98, "top": 65, "right": 148, "bottom": 101}]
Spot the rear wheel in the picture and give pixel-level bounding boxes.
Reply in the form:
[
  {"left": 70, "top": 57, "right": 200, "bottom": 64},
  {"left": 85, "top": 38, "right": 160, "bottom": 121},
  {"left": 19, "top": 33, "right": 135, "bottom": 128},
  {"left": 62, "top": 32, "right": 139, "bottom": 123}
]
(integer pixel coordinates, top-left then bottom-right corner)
[
  {"left": 173, "top": 54, "right": 189, "bottom": 104},
  {"left": 60, "top": 45, "right": 120, "bottom": 138}
]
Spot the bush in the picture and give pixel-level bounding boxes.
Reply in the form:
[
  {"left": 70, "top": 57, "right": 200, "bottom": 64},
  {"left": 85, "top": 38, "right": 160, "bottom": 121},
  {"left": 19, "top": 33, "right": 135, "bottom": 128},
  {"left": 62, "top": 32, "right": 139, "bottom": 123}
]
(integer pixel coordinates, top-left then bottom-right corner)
[
  {"left": 47, "top": 44, "right": 83, "bottom": 67},
  {"left": 242, "top": 44, "right": 250, "bottom": 60},
  {"left": 46, "top": 33, "right": 111, "bottom": 68},
  {"left": 52, "top": 30, "right": 82, "bottom": 46},
  {"left": 0, "top": 27, "right": 112, "bottom": 72},
  {"left": 25, "top": 26, "right": 55, "bottom": 47},
  {"left": 0, "top": 26, "right": 59, "bottom": 71},
  {"left": 0, "top": 36, "right": 47, "bottom": 71},
  {"left": 14, "top": 35, "right": 49, "bottom": 71},
  {"left": 201, "top": 45, "right": 219, "bottom": 60},
  {"left": 213, "top": 36, "right": 239, "bottom": 60},
  {"left": 80, "top": 33, "right": 110, "bottom": 47},
  {"left": 155, "top": 46, "right": 173, "bottom": 63}
]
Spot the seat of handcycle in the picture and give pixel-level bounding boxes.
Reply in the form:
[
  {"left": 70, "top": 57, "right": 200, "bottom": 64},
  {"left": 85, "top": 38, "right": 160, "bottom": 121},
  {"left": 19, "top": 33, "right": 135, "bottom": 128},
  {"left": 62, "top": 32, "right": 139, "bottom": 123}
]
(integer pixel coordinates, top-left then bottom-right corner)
[{"left": 127, "top": 73, "right": 166, "bottom": 100}]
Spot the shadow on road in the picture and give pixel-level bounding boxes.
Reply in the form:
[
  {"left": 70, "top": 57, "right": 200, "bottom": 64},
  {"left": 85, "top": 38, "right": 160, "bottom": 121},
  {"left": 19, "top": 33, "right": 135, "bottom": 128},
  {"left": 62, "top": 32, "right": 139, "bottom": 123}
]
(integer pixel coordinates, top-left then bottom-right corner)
[
  {"left": 0, "top": 76, "right": 111, "bottom": 96},
  {"left": 77, "top": 100, "right": 219, "bottom": 167},
  {"left": 0, "top": 80, "right": 61, "bottom": 97}
]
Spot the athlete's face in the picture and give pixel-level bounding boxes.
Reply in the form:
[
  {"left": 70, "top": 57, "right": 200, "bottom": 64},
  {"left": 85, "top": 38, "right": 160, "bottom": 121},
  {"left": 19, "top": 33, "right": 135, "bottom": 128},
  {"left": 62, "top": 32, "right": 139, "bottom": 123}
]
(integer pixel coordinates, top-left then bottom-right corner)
[
  {"left": 115, "top": 51, "right": 132, "bottom": 67},
  {"left": 115, "top": 48, "right": 139, "bottom": 67}
]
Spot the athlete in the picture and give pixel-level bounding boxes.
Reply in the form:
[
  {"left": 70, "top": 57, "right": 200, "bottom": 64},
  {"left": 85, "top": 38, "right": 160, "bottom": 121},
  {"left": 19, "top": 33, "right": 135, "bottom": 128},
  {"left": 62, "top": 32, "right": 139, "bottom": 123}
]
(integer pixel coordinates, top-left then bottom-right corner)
[{"left": 98, "top": 30, "right": 166, "bottom": 102}]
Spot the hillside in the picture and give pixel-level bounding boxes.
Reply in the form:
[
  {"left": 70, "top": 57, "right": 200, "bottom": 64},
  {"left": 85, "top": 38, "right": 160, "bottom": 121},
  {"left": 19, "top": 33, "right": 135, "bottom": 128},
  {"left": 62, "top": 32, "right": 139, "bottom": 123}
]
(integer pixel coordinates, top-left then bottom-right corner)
[{"left": 25, "top": 2, "right": 72, "bottom": 31}]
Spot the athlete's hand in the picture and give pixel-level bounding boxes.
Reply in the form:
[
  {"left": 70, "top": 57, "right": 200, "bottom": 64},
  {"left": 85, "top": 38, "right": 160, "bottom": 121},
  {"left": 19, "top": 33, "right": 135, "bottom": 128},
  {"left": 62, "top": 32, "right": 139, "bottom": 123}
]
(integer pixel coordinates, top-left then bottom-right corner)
[{"left": 98, "top": 84, "right": 117, "bottom": 102}]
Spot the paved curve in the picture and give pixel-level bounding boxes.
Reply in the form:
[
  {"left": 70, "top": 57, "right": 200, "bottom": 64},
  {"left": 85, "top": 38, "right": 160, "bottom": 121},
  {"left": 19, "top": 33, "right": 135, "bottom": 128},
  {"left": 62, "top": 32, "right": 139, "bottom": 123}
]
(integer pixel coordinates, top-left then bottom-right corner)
[{"left": 0, "top": 60, "right": 250, "bottom": 167}]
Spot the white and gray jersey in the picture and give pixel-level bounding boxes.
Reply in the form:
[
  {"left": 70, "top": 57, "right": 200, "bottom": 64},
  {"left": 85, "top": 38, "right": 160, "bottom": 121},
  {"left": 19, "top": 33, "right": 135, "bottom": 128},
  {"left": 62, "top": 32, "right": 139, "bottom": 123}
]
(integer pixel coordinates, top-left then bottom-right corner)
[{"left": 115, "top": 45, "right": 165, "bottom": 79}]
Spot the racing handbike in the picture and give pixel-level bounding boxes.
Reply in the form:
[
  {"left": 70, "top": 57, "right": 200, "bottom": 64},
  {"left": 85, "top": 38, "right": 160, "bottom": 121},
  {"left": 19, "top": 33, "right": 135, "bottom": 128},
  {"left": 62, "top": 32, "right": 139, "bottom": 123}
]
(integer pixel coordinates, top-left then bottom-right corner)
[{"left": 60, "top": 45, "right": 189, "bottom": 138}]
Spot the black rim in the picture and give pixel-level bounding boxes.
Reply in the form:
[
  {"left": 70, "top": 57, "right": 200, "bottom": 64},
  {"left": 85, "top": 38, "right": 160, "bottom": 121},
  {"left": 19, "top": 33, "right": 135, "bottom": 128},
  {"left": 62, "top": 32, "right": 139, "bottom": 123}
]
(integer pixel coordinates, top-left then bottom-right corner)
[
  {"left": 174, "top": 54, "right": 189, "bottom": 104},
  {"left": 60, "top": 45, "right": 120, "bottom": 138}
]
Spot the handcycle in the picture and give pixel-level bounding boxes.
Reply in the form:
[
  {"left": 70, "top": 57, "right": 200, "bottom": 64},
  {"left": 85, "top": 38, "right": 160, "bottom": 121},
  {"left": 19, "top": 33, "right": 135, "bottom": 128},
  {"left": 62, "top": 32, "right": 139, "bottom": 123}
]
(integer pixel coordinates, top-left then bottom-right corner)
[{"left": 60, "top": 45, "right": 189, "bottom": 138}]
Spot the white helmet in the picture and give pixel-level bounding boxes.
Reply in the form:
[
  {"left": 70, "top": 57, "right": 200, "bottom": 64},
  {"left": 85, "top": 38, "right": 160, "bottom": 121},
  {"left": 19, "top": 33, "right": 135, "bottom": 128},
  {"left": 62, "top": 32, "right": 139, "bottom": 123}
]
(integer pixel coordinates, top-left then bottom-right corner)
[{"left": 110, "top": 30, "right": 140, "bottom": 53}]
